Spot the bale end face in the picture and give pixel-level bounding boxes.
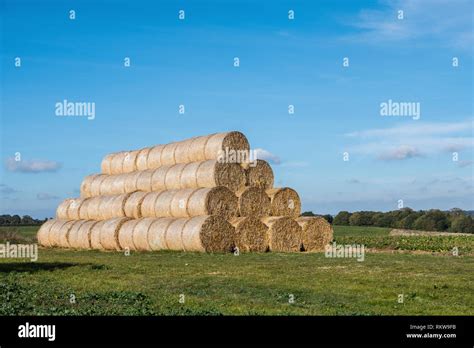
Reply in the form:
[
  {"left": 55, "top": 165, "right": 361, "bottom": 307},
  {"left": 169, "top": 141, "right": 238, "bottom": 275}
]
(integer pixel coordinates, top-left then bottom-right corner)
[
  {"left": 296, "top": 216, "right": 333, "bottom": 252},
  {"left": 261, "top": 216, "right": 302, "bottom": 252}
]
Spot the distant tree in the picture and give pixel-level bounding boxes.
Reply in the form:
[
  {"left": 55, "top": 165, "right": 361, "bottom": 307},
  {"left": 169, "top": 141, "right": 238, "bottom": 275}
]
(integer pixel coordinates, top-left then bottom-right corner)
[
  {"left": 301, "top": 211, "right": 316, "bottom": 217},
  {"left": 349, "top": 211, "right": 373, "bottom": 226},
  {"left": 450, "top": 215, "right": 474, "bottom": 233},
  {"left": 372, "top": 213, "right": 394, "bottom": 227},
  {"left": 21, "top": 215, "right": 35, "bottom": 225},
  {"left": 321, "top": 214, "right": 333, "bottom": 224},
  {"left": 396, "top": 212, "right": 423, "bottom": 229},
  {"left": 10, "top": 214, "right": 21, "bottom": 225},
  {"left": 334, "top": 211, "right": 351, "bottom": 225},
  {"left": 387, "top": 208, "right": 413, "bottom": 228},
  {"left": 413, "top": 209, "right": 450, "bottom": 231}
]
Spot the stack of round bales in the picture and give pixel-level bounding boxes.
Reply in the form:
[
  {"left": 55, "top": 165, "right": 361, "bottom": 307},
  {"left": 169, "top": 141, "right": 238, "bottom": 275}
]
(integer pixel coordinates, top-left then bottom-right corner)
[{"left": 37, "top": 131, "right": 333, "bottom": 253}]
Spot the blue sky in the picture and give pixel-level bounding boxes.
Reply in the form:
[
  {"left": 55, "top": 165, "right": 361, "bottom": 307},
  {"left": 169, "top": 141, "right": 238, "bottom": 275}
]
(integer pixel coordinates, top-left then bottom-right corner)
[{"left": 1, "top": 0, "right": 473, "bottom": 218}]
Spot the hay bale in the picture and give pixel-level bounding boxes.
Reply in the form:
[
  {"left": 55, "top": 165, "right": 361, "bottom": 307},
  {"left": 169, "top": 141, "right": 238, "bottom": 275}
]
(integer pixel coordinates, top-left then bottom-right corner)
[
  {"left": 266, "top": 187, "right": 301, "bottom": 218},
  {"left": 133, "top": 218, "right": 155, "bottom": 251},
  {"left": 85, "top": 196, "right": 102, "bottom": 220},
  {"left": 122, "top": 150, "right": 139, "bottom": 173},
  {"left": 118, "top": 219, "right": 140, "bottom": 251},
  {"left": 170, "top": 188, "right": 195, "bottom": 217},
  {"left": 56, "top": 199, "right": 73, "bottom": 219},
  {"left": 140, "top": 191, "right": 163, "bottom": 217},
  {"left": 71, "top": 220, "right": 99, "bottom": 249},
  {"left": 98, "top": 195, "right": 116, "bottom": 220},
  {"left": 153, "top": 190, "right": 175, "bottom": 217},
  {"left": 174, "top": 138, "right": 195, "bottom": 163},
  {"left": 61, "top": 220, "right": 86, "bottom": 248},
  {"left": 147, "top": 144, "right": 165, "bottom": 169},
  {"left": 230, "top": 217, "right": 268, "bottom": 252},
  {"left": 180, "top": 162, "right": 201, "bottom": 188},
  {"left": 247, "top": 160, "right": 274, "bottom": 189},
  {"left": 261, "top": 216, "right": 302, "bottom": 252},
  {"left": 164, "top": 218, "right": 188, "bottom": 251},
  {"left": 101, "top": 154, "right": 115, "bottom": 174},
  {"left": 196, "top": 160, "right": 245, "bottom": 192},
  {"left": 148, "top": 217, "right": 174, "bottom": 250},
  {"left": 188, "top": 136, "right": 209, "bottom": 162},
  {"left": 68, "top": 198, "right": 89, "bottom": 220},
  {"left": 160, "top": 142, "right": 179, "bottom": 166},
  {"left": 136, "top": 169, "right": 154, "bottom": 192},
  {"left": 181, "top": 215, "right": 235, "bottom": 252},
  {"left": 48, "top": 220, "right": 69, "bottom": 247},
  {"left": 37, "top": 219, "right": 56, "bottom": 247},
  {"left": 90, "top": 220, "right": 106, "bottom": 250},
  {"left": 136, "top": 147, "right": 152, "bottom": 171},
  {"left": 111, "top": 174, "right": 127, "bottom": 195},
  {"left": 205, "top": 131, "right": 250, "bottom": 160},
  {"left": 124, "top": 191, "right": 148, "bottom": 218},
  {"left": 164, "top": 163, "right": 187, "bottom": 189},
  {"left": 78, "top": 198, "right": 92, "bottom": 219},
  {"left": 98, "top": 175, "right": 116, "bottom": 196},
  {"left": 81, "top": 174, "right": 100, "bottom": 197},
  {"left": 54, "top": 220, "right": 76, "bottom": 247},
  {"left": 296, "top": 217, "right": 334, "bottom": 252},
  {"left": 236, "top": 187, "right": 270, "bottom": 217},
  {"left": 90, "top": 174, "right": 108, "bottom": 196},
  {"left": 100, "top": 217, "right": 131, "bottom": 250},
  {"left": 151, "top": 166, "right": 169, "bottom": 191},
  {"left": 110, "top": 151, "right": 126, "bottom": 175},
  {"left": 124, "top": 171, "right": 141, "bottom": 192},
  {"left": 187, "top": 187, "right": 238, "bottom": 219}
]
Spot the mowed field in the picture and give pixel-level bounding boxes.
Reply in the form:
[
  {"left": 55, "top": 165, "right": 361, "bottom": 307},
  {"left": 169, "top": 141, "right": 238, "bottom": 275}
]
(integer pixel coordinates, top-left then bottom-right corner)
[{"left": 0, "top": 225, "right": 473, "bottom": 315}]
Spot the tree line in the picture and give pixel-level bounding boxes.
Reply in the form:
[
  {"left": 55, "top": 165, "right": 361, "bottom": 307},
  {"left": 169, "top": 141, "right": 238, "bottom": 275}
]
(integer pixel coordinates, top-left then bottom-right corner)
[{"left": 0, "top": 214, "right": 48, "bottom": 226}]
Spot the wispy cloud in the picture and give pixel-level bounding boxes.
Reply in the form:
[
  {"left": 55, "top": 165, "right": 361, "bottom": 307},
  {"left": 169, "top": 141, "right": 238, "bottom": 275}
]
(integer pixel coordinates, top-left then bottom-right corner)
[
  {"left": 5, "top": 158, "right": 61, "bottom": 173},
  {"left": 36, "top": 193, "right": 60, "bottom": 200},
  {"left": 377, "top": 145, "right": 423, "bottom": 161},
  {"left": 0, "top": 184, "right": 19, "bottom": 196},
  {"left": 254, "top": 148, "right": 281, "bottom": 165}
]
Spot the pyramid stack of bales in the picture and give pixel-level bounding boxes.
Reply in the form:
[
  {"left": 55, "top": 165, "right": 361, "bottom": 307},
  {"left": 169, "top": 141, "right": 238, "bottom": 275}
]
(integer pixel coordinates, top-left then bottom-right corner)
[{"left": 37, "top": 131, "right": 333, "bottom": 253}]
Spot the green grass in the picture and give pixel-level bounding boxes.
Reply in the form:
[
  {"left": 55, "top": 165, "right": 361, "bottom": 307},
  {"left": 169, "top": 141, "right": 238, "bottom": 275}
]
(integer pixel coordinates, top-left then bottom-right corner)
[
  {"left": 333, "top": 225, "right": 391, "bottom": 237},
  {"left": 0, "top": 225, "right": 473, "bottom": 315}
]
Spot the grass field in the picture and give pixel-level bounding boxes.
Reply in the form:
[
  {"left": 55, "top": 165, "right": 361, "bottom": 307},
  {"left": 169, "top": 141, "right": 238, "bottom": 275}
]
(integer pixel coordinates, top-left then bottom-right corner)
[{"left": 0, "top": 225, "right": 473, "bottom": 315}]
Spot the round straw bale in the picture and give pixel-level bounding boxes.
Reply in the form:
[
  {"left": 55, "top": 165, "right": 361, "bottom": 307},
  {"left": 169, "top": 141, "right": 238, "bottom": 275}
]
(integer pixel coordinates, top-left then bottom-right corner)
[
  {"left": 160, "top": 142, "right": 178, "bottom": 166},
  {"left": 147, "top": 144, "right": 165, "bottom": 169},
  {"left": 174, "top": 138, "right": 195, "bottom": 164},
  {"left": 148, "top": 217, "right": 175, "bottom": 251},
  {"left": 85, "top": 196, "right": 102, "bottom": 220},
  {"left": 151, "top": 166, "right": 169, "bottom": 191},
  {"left": 124, "top": 191, "right": 148, "bottom": 218},
  {"left": 204, "top": 131, "right": 250, "bottom": 161},
  {"left": 68, "top": 198, "right": 89, "bottom": 220},
  {"left": 90, "top": 174, "right": 108, "bottom": 197},
  {"left": 136, "top": 169, "right": 154, "bottom": 192},
  {"left": 141, "top": 191, "right": 164, "bottom": 217},
  {"left": 230, "top": 217, "right": 268, "bottom": 252},
  {"left": 81, "top": 174, "right": 100, "bottom": 197},
  {"left": 101, "top": 154, "right": 115, "bottom": 175},
  {"left": 100, "top": 217, "right": 131, "bottom": 250},
  {"left": 296, "top": 217, "right": 334, "bottom": 252},
  {"left": 72, "top": 220, "right": 100, "bottom": 249},
  {"left": 61, "top": 220, "right": 86, "bottom": 248},
  {"left": 152, "top": 190, "right": 174, "bottom": 217},
  {"left": 48, "top": 220, "right": 69, "bottom": 247},
  {"left": 54, "top": 220, "right": 76, "bottom": 248},
  {"left": 98, "top": 175, "right": 115, "bottom": 196},
  {"left": 136, "top": 147, "right": 152, "bottom": 171},
  {"left": 99, "top": 195, "right": 116, "bottom": 220},
  {"left": 56, "top": 199, "right": 73, "bottom": 219},
  {"left": 165, "top": 218, "right": 188, "bottom": 251},
  {"left": 247, "top": 160, "right": 274, "bottom": 189},
  {"left": 78, "top": 198, "right": 92, "bottom": 219},
  {"left": 118, "top": 219, "right": 140, "bottom": 251},
  {"left": 188, "top": 135, "right": 210, "bottom": 162},
  {"left": 37, "top": 219, "right": 56, "bottom": 247},
  {"left": 90, "top": 220, "right": 106, "bottom": 250},
  {"left": 180, "top": 162, "right": 201, "bottom": 188},
  {"left": 111, "top": 193, "right": 131, "bottom": 217},
  {"left": 236, "top": 187, "right": 270, "bottom": 217},
  {"left": 111, "top": 174, "right": 127, "bottom": 194},
  {"left": 181, "top": 215, "right": 234, "bottom": 252},
  {"left": 164, "top": 163, "right": 186, "bottom": 189},
  {"left": 266, "top": 187, "right": 301, "bottom": 218},
  {"left": 187, "top": 187, "right": 238, "bottom": 219},
  {"left": 133, "top": 218, "right": 155, "bottom": 251},
  {"left": 261, "top": 216, "right": 302, "bottom": 252},
  {"left": 196, "top": 160, "right": 245, "bottom": 192},
  {"left": 170, "top": 188, "right": 194, "bottom": 217},
  {"left": 124, "top": 171, "right": 141, "bottom": 192},
  {"left": 122, "top": 150, "right": 139, "bottom": 173},
  {"left": 110, "top": 151, "right": 127, "bottom": 175}
]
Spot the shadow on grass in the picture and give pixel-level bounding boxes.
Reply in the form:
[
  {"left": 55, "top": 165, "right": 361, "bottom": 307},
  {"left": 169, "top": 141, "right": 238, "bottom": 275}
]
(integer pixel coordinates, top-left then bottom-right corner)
[{"left": 0, "top": 262, "right": 94, "bottom": 273}]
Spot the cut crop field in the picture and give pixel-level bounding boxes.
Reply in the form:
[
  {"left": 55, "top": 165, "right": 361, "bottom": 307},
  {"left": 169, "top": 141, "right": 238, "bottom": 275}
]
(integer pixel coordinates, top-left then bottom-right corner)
[{"left": 0, "top": 225, "right": 473, "bottom": 315}]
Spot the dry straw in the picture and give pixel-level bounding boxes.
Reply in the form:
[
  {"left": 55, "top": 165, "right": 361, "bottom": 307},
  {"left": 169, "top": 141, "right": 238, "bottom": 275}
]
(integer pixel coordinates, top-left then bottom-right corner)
[
  {"left": 181, "top": 215, "right": 235, "bottom": 252},
  {"left": 100, "top": 217, "right": 131, "bottom": 250},
  {"left": 266, "top": 187, "right": 301, "bottom": 218},
  {"left": 72, "top": 220, "right": 99, "bottom": 249},
  {"left": 174, "top": 138, "right": 195, "bottom": 163},
  {"left": 47, "top": 220, "right": 69, "bottom": 247},
  {"left": 122, "top": 150, "right": 139, "bottom": 173},
  {"left": 133, "top": 218, "right": 156, "bottom": 251},
  {"left": 196, "top": 160, "right": 245, "bottom": 192},
  {"left": 118, "top": 219, "right": 140, "bottom": 251},
  {"left": 124, "top": 191, "right": 148, "bottom": 218},
  {"left": 150, "top": 166, "right": 169, "bottom": 191},
  {"left": 140, "top": 191, "right": 163, "bottom": 217},
  {"left": 261, "top": 216, "right": 302, "bottom": 252},
  {"left": 147, "top": 217, "right": 174, "bottom": 251},
  {"left": 90, "top": 220, "right": 106, "bottom": 250},
  {"left": 246, "top": 160, "right": 274, "bottom": 189},
  {"left": 110, "top": 152, "right": 126, "bottom": 175},
  {"left": 165, "top": 218, "right": 188, "bottom": 251},
  {"left": 67, "top": 198, "right": 88, "bottom": 220},
  {"left": 56, "top": 199, "right": 73, "bottom": 219},
  {"left": 136, "top": 147, "right": 152, "bottom": 171},
  {"left": 90, "top": 174, "right": 108, "bottom": 196},
  {"left": 37, "top": 219, "right": 56, "bottom": 247},
  {"left": 160, "top": 142, "right": 179, "bottom": 166},
  {"left": 101, "top": 154, "right": 114, "bottom": 175},
  {"left": 187, "top": 187, "right": 237, "bottom": 219},
  {"left": 81, "top": 174, "right": 100, "bottom": 198},
  {"left": 296, "top": 217, "right": 334, "bottom": 252},
  {"left": 61, "top": 220, "right": 86, "bottom": 248},
  {"left": 204, "top": 132, "right": 249, "bottom": 160},
  {"left": 230, "top": 217, "right": 268, "bottom": 252},
  {"left": 124, "top": 172, "right": 141, "bottom": 192},
  {"left": 55, "top": 220, "right": 76, "bottom": 247},
  {"left": 147, "top": 144, "right": 165, "bottom": 168},
  {"left": 136, "top": 169, "right": 155, "bottom": 192},
  {"left": 164, "top": 163, "right": 187, "bottom": 189},
  {"left": 236, "top": 187, "right": 270, "bottom": 217},
  {"left": 85, "top": 196, "right": 102, "bottom": 220}
]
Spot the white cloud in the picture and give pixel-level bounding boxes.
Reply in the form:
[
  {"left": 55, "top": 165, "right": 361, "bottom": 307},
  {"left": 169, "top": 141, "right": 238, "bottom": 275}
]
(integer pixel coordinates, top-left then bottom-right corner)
[
  {"left": 5, "top": 158, "right": 61, "bottom": 173},
  {"left": 377, "top": 145, "right": 422, "bottom": 160},
  {"left": 254, "top": 148, "right": 281, "bottom": 165}
]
